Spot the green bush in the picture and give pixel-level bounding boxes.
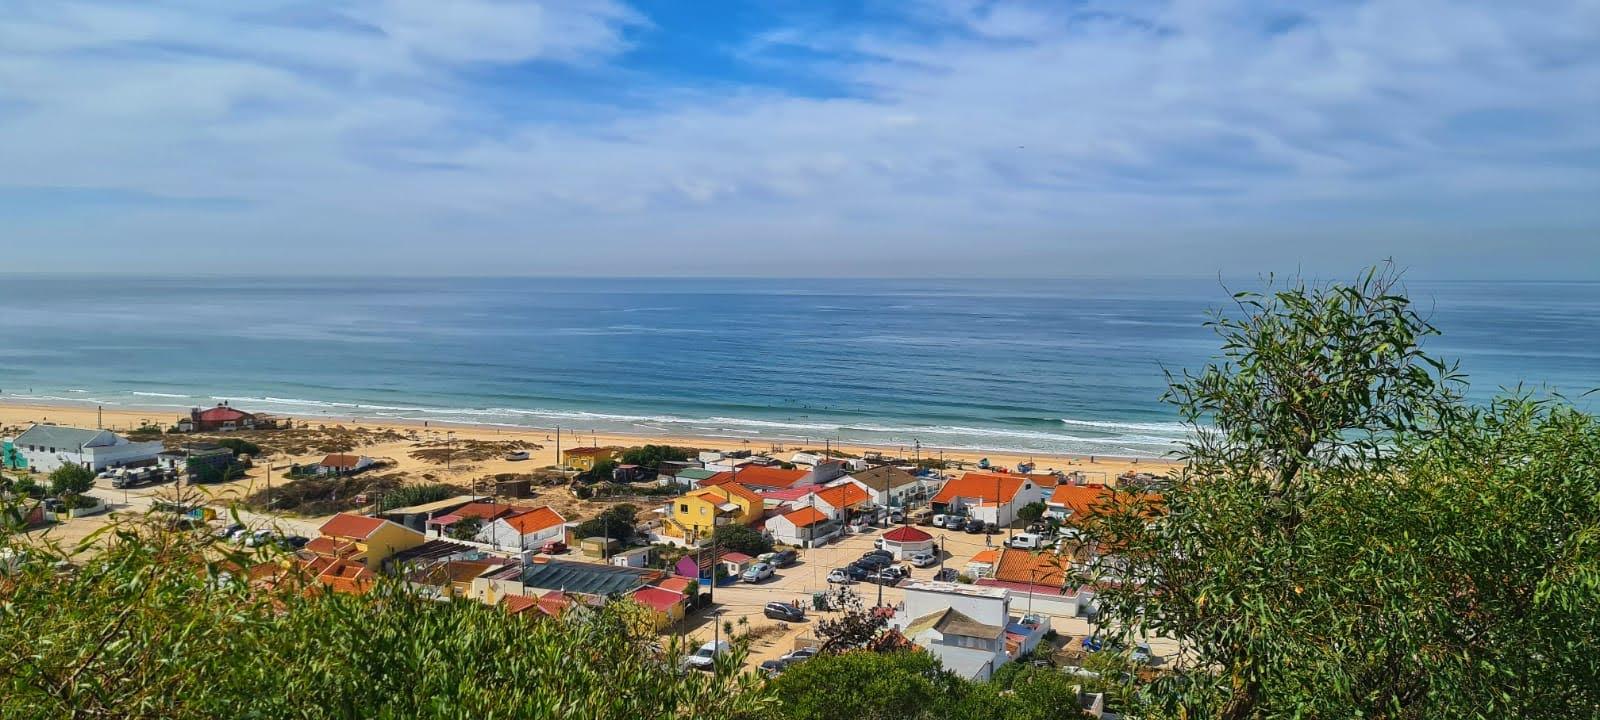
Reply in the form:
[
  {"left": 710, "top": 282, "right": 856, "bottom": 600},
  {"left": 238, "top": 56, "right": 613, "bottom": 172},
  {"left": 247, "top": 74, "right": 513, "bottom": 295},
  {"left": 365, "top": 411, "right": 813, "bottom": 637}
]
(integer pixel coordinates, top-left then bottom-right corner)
[
  {"left": 377, "top": 483, "right": 461, "bottom": 511},
  {"left": 619, "top": 445, "right": 692, "bottom": 470},
  {"left": 216, "top": 438, "right": 262, "bottom": 456},
  {"left": 710, "top": 524, "right": 772, "bottom": 557},
  {"left": 47, "top": 465, "right": 96, "bottom": 496}
]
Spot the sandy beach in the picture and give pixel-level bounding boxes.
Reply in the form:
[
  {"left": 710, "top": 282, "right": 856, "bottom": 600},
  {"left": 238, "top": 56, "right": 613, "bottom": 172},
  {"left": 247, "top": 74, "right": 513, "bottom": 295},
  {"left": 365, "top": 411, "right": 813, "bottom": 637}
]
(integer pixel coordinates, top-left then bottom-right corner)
[{"left": 1, "top": 398, "right": 1181, "bottom": 518}]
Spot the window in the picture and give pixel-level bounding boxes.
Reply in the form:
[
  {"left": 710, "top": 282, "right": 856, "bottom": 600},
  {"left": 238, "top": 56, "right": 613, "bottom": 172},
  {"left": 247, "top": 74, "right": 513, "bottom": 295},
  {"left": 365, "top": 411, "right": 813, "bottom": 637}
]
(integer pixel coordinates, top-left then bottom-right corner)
[
  {"left": 700, "top": 507, "right": 707, "bottom": 515},
  {"left": 679, "top": 504, "right": 689, "bottom": 513}
]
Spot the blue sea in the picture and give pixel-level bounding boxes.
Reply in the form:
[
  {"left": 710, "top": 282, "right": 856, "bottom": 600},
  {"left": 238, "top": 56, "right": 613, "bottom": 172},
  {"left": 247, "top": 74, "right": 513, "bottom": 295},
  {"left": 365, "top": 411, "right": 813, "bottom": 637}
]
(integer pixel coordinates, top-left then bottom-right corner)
[{"left": 1, "top": 277, "right": 1595, "bottom": 457}]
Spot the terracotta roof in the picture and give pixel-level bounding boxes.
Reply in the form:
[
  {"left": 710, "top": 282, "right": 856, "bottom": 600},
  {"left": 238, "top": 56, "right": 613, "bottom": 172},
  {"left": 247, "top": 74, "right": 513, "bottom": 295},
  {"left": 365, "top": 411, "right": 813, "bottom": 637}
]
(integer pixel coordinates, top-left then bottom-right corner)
[
  {"left": 195, "top": 405, "right": 253, "bottom": 422},
  {"left": 502, "top": 595, "right": 540, "bottom": 615},
  {"left": 632, "top": 586, "right": 686, "bottom": 613},
  {"left": 1048, "top": 484, "right": 1113, "bottom": 517},
  {"left": 317, "top": 559, "right": 375, "bottom": 595},
  {"left": 990, "top": 548, "right": 1067, "bottom": 587},
  {"left": 691, "top": 483, "right": 760, "bottom": 508},
  {"left": 933, "top": 472, "right": 1029, "bottom": 506},
  {"left": 812, "top": 483, "right": 871, "bottom": 509},
  {"left": 655, "top": 576, "right": 695, "bottom": 594},
  {"left": 721, "top": 552, "right": 753, "bottom": 563},
  {"left": 783, "top": 506, "right": 829, "bottom": 528},
  {"left": 503, "top": 506, "right": 566, "bottom": 535},
  {"left": 968, "top": 549, "right": 1000, "bottom": 565},
  {"left": 444, "top": 560, "right": 501, "bottom": 583},
  {"left": 304, "top": 536, "right": 357, "bottom": 557},
  {"left": 318, "top": 454, "right": 366, "bottom": 469},
  {"left": 538, "top": 591, "right": 571, "bottom": 617},
  {"left": 725, "top": 465, "right": 810, "bottom": 489},
  {"left": 319, "top": 512, "right": 389, "bottom": 540},
  {"left": 449, "top": 502, "right": 524, "bottom": 521},
  {"left": 882, "top": 526, "right": 933, "bottom": 543}
]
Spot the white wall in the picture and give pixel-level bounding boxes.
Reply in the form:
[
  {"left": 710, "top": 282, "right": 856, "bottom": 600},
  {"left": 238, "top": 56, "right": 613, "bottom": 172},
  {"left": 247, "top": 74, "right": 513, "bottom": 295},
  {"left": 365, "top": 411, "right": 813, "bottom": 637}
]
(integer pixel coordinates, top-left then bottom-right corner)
[
  {"left": 20, "top": 440, "right": 161, "bottom": 473},
  {"left": 896, "top": 584, "right": 1012, "bottom": 630}
]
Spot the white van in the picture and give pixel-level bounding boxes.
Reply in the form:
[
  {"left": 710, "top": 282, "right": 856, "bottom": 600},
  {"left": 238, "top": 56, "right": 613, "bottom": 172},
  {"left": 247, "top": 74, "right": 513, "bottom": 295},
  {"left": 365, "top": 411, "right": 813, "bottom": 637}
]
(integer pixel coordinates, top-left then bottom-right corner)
[{"left": 1007, "top": 532, "right": 1043, "bottom": 550}]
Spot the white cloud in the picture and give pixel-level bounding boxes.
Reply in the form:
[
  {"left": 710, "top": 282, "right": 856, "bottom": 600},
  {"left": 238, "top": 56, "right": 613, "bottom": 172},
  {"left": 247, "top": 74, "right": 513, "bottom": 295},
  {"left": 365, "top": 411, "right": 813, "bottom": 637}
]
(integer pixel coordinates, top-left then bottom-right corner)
[{"left": 0, "top": 0, "right": 1596, "bottom": 277}]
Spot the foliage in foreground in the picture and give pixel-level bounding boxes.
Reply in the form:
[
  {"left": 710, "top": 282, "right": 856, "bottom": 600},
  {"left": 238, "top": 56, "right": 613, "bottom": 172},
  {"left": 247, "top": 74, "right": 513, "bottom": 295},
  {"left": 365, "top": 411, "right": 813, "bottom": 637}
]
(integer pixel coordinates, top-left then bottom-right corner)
[
  {"left": 1080, "top": 266, "right": 1600, "bottom": 719},
  {"left": 0, "top": 523, "right": 770, "bottom": 720}
]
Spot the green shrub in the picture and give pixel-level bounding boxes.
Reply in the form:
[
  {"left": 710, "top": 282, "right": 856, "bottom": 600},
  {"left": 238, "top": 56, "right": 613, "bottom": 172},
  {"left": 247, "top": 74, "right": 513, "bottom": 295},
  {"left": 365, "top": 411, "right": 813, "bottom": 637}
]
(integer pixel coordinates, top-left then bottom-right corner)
[{"left": 47, "top": 465, "right": 96, "bottom": 496}]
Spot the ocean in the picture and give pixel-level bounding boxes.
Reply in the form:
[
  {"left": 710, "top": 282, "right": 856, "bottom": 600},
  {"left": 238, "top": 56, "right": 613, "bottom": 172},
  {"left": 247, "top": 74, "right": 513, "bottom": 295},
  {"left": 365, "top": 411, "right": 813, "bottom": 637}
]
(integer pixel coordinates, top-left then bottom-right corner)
[{"left": 1, "top": 276, "right": 1595, "bottom": 457}]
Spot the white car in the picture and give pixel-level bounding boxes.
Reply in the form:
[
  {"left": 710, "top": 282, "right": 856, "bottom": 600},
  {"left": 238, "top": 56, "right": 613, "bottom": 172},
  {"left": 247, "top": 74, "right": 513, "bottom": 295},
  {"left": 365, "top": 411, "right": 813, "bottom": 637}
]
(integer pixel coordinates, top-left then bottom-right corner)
[
  {"left": 244, "top": 529, "right": 275, "bottom": 547},
  {"left": 741, "top": 562, "right": 774, "bottom": 583},
  {"left": 682, "top": 640, "right": 729, "bottom": 670},
  {"left": 908, "top": 551, "right": 938, "bottom": 568},
  {"left": 1007, "top": 532, "right": 1043, "bottom": 550}
]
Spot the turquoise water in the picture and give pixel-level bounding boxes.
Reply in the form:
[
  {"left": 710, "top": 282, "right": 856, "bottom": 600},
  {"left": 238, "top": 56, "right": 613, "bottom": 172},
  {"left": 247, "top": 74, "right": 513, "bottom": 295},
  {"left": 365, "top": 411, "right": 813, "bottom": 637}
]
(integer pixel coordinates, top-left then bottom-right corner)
[{"left": 1, "top": 277, "right": 1595, "bottom": 457}]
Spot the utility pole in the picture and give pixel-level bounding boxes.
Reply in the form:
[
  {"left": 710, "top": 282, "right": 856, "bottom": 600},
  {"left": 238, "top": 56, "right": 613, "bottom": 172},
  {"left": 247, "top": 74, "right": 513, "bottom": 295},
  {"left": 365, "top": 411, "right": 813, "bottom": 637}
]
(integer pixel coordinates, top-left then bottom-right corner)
[
  {"left": 555, "top": 425, "right": 562, "bottom": 473},
  {"left": 446, "top": 431, "right": 455, "bottom": 471}
]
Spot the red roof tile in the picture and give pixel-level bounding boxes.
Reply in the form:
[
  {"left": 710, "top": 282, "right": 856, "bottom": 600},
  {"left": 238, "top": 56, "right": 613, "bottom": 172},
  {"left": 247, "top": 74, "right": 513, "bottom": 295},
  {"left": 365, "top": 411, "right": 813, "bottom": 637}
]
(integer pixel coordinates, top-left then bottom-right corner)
[
  {"left": 450, "top": 502, "right": 523, "bottom": 521},
  {"left": 989, "top": 548, "right": 1066, "bottom": 587},
  {"left": 502, "top": 595, "right": 540, "bottom": 615},
  {"left": 319, "top": 513, "right": 389, "bottom": 540},
  {"left": 782, "top": 506, "right": 829, "bottom": 528},
  {"left": 503, "top": 507, "right": 566, "bottom": 535},
  {"left": 812, "top": 483, "right": 871, "bottom": 509},
  {"left": 933, "top": 473, "right": 1028, "bottom": 506},
  {"left": 882, "top": 526, "right": 933, "bottom": 543},
  {"left": 655, "top": 576, "right": 695, "bottom": 594},
  {"left": 632, "top": 586, "right": 686, "bottom": 613},
  {"left": 318, "top": 454, "right": 366, "bottom": 469},
  {"left": 304, "top": 536, "right": 357, "bottom": 557}
]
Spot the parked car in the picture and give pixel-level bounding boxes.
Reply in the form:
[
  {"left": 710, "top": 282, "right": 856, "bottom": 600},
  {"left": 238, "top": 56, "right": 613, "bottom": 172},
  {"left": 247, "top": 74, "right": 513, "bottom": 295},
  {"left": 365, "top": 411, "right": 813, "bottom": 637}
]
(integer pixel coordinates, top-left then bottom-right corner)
[
  {"left": 1007, "top": 532, "right": 1044, "bottom": 550},
  {"left": 908, "top": 550, "right": 938, "bottom": 568},
  {"left": 539, "top": 540, "right": 568, "bottom": 555},
  {"left": 758, "top": 658, "right": 788, "bottom": 676},
  {"left": 763, "top": 601, "right": 806, "bottom": 622},
  {"left": 277, "top": 535, "right": 310, "bottom": 550},
  {"left": 1132, "top": 643, "right": 1153, "bottom": 664},
  {"left": 866, "top": 567, "right": 908, "bottom": 585},
  {"left": 862, "top": 548, "right": 893, "bottom": 561},
  {"left": 854, "top": 554, "right": 892, "bottom": 571},
  {"left": 758, "top": 647, "right": 818, "bottom": 676},
  {"left": 932, "top": 513, "right": 950, "bottom": 528},
  {"left": 1081, "top": 636, "right": 1103, "bottom": 653},
  {"left": 830, "top": 565, "right": 869, "bottom": 583},
  {"left": 682, "top": 640, "right": 729, "bottom": 671},
  {"left": 503, "top": 450, "right": 530, "bottom": 461},
  {"left": 759, "top": 549, "right": 798, "bottom": 568},
  {"left": 244, "top": 529, "right": 275, "bottom": 547},
  {"left": 933, "top": 568, "right": 959, "bottom": 582},
  {"left": 742, "top": 562, "right": 775, "bottom": 583},
  {"left": 888, "top": 509, "right": 905, "bottom": 523},
  {"left": 213, "top": 523, "right": 245, "bottom": 541},
  {"left": 963, "top": 517, "right": 987, "bottom": 533}
]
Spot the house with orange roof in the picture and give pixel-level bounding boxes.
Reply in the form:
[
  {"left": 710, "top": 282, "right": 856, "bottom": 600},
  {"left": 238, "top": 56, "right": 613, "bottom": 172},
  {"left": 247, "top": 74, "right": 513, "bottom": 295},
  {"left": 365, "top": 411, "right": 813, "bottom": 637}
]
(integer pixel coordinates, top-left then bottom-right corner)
[
  {"left": 974, "top": 547, "right": 1097, "bottom": 617},
  {"left": 797, "top": 481, "right": 874, "bottom": 522},
  {"left": 764, "top": 505, "right": 840, "bottom": 547},
  {"left": 656, "top": 482, "right": 763, "bottom": 546},
  {"left": 316, "top": 512, "right": 426, "bottom": 568},
  {"left": 932, "top": 472, "right": 1052, "bottom": 527},
  {"left": 966, "top": 549, "right": 1001, "bottom": 578},
  {"left": 316, "top": 558, "right": 377, "bottom": 595},
  {"left": 1044, "top": 484, "right": 1113, "bottom": 524},
  {"left": 476, "top": 506, "right": 568, "bottom": 551},
  {"left": 707, "top": 464, "right": 815, "bottom": 491}
]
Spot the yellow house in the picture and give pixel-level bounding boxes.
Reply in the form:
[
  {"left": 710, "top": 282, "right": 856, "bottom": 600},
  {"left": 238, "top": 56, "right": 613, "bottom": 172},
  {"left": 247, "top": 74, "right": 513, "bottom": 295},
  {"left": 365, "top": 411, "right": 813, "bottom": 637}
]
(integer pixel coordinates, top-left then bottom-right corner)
[
  {"left": 660, "top": 481, "right": 762, "bottom": 545},
  {"left": 316, "top": 513, "right": 426, "bottom": 569},
  {"left": 562, "top": 446, "right": 616, "bottom": 472}
]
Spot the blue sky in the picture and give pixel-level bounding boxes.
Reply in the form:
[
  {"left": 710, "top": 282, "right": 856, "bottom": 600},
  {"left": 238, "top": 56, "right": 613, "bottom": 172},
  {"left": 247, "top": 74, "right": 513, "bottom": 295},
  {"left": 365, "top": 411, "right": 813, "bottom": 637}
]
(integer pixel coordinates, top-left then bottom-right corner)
[{"left": 2, "top": 0, "right": 1597, "bottom": 278}]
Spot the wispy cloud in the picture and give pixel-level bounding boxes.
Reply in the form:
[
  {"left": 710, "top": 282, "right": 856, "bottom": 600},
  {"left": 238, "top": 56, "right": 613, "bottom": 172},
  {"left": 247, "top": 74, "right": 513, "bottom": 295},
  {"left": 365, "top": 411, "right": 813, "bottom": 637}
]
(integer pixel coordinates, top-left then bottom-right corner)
[{"left": 1, "top": 0, "right": 1596, "bottom": 277}]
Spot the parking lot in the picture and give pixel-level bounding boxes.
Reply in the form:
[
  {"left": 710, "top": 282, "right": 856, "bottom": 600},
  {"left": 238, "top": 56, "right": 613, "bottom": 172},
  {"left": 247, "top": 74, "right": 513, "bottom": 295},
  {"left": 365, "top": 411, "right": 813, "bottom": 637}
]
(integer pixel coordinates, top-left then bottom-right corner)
[{"left": 670, "top": 522, "right": 1170, "bottom": 672}]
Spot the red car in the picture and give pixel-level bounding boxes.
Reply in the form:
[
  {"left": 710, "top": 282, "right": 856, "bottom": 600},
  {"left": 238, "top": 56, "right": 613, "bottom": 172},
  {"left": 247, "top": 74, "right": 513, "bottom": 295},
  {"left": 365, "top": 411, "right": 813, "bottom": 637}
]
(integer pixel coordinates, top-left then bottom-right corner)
[{"left": 539, "top": 541, "right": 568, "bottom": 555}]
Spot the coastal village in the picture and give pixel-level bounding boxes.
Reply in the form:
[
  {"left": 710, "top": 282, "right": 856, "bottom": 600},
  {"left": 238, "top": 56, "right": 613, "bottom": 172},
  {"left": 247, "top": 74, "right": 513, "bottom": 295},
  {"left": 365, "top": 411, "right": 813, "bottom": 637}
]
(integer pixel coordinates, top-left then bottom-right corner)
[{"left": 1, "top": 401, "right": 1175, "bottom": 718}]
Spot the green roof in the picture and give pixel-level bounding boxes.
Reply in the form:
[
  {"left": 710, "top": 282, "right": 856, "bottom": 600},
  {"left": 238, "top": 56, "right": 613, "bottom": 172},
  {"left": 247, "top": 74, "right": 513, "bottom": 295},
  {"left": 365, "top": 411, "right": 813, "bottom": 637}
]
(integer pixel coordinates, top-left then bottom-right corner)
[
  {"left": 676, "top": 468, "right": 718, "bottom": 480},
  {"left": 519, "top": 560, "right": 654, "bottom": 596}
]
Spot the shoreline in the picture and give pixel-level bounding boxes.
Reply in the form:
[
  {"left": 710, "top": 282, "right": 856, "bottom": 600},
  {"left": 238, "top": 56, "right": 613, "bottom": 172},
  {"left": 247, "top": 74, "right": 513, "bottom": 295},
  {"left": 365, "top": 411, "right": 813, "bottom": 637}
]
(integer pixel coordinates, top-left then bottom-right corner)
[{"left": 0, "top": 397, "right": 1183, "bottom": 478}]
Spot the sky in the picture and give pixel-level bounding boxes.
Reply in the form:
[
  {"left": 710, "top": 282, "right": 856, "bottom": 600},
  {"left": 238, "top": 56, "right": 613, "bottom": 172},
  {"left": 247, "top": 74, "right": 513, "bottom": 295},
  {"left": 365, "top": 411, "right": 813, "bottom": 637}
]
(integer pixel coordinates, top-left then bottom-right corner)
[{"left": 2, "top": 0, "right": 1597, "bottom": 278}]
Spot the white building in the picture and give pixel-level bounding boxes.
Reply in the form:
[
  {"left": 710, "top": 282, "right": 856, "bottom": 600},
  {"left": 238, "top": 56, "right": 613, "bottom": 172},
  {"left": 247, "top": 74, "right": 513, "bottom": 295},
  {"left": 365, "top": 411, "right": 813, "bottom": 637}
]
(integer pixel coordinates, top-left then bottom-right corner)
[
  {"left": 11, "top": 424, "right": 162, "bottom": 473},
  {"left": 840, "top": 465, "right": 935, "bottom": 509},
  {"left": 476, "top": 507, "right": 567, "bottom": 552},
  {"left": 889, "top": 581, "right": 1050, "bottom": 681},
  {"left": 764, "top": 506, "right": 840, "bottom": 547}
]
